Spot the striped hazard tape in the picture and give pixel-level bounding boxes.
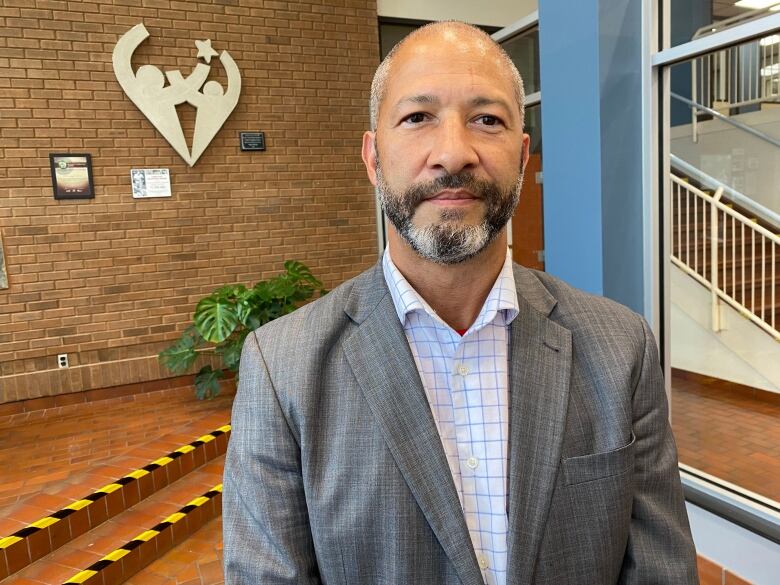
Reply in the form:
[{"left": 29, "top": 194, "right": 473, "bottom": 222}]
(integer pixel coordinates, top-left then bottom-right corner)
[
  {"left": 62, "top": 483, "right": 223, "bottom": 584},
  {"left": 0, "top": 424, "right": 230, "bottom": 554}
]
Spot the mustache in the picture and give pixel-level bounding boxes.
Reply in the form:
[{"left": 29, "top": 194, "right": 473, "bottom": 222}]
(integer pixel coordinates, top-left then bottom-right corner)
[{"left": 400, "top": 173, "right": 497, "bottom": 210}]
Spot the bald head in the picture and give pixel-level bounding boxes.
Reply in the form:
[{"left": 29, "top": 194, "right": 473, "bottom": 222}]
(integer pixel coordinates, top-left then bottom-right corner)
[{"left": 369, "top": 21, "right": 525, "bottom": 131}]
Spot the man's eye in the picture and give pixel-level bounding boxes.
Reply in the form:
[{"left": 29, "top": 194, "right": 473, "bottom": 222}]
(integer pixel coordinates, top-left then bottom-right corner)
[
  {"left": 403, "top": 112, "right": 427, "bottom": 124},
  {"left": 476, "top": 115, "right": 501, "bottom": 126}
]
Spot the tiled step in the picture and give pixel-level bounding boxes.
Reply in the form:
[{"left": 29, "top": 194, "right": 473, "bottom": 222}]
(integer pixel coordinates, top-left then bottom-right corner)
[
  {"left": 124, "top": 516, "right": 224, "bottom": 585},
  {"left": 3, "top": 457, "right": 224, "bottom": 585},
  {"left": 0, "top": 422, "right": 230, "bottom": 581},
  {"left": 0, "top": 385, "right": 234, "bottom": 512}
]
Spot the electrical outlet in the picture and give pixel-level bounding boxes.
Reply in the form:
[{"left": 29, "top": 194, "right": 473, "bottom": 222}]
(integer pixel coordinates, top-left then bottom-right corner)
[{"left": 57, "top": 354, "right": 69, "bottom": 368}]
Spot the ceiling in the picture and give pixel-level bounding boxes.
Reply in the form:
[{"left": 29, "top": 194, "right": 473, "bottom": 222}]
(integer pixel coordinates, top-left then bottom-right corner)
[{"left": 712, "top": 0, "right": 778, "bottom": 21}]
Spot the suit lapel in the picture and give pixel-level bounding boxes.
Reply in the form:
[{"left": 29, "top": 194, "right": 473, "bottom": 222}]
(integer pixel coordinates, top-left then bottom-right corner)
[
  {"left": 506, "top": 266, "right": 572, "bottom": 584},
  {"left": 342, "top": 264, "right": 483, "bottom": 585}
]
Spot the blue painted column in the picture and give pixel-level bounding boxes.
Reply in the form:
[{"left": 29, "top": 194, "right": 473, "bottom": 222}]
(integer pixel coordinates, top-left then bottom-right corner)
[{"left": 538, "top": 0, "right": 645, "bottom": 314}]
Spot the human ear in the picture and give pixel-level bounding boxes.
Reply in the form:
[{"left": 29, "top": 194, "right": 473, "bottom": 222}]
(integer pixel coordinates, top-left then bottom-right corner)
[
  {"left": 520, "top": 133, "right": 530, "bottom": 173},
  {"left": 362, "top": 131, "right": 378, "bottom": 186}
]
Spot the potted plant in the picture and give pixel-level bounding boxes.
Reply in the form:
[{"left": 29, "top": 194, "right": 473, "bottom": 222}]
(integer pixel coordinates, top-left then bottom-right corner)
[{"left": 159, "top": 260, "right": 325, "bottom": 399}]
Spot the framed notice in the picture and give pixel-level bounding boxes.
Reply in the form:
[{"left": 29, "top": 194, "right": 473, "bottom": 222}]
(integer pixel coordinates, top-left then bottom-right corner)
[
  {"left": 49, "top": 153, "right": 95, "bottom": 200},
  {"left": 240, "top": 131, "right": 266, "bottom": 151},
  {"left": 130, "top": 168, "right": 172, "bottom": 198}
]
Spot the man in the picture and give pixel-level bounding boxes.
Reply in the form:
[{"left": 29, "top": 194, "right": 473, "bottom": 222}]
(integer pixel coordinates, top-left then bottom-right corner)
[{"left": 223, "top": 21, "right": 698, "bottom": 585}]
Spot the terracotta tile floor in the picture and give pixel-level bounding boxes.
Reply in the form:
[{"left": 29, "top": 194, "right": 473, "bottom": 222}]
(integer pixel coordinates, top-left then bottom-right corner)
[
  {"left": 671, "top": 371, "right": 780, "bottom": 504},
  {"left": 126, "top": 517, "right": 224, "bottom": 585},
  {"left": 4, "top": 458, "right": 225, "bottom": 584},
  {"left": 0, "top": 386, "right": 233, "bottom": 536},
  {"left": 1, "top": 372, "right": 776, "bottom": 584}
]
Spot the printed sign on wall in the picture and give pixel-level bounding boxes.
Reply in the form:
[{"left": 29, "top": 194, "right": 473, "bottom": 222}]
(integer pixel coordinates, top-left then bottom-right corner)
[
  {"left": 113, "top": 23, "right": 241, "bottom": 167},
  {"left": 131, "top": 169, "right": 172, "bottom": 199},
  {"left": 49, "top": 154, "right": 95, "bottom": 200}
]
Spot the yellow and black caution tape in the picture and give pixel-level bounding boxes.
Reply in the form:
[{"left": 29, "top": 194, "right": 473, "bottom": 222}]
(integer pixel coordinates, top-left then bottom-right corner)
[
  {"left": 0, "top": 424, "right": 230, "bottom": 553},
  {"left": 63, "top": 483, "right": 223, "bottom": 584}
]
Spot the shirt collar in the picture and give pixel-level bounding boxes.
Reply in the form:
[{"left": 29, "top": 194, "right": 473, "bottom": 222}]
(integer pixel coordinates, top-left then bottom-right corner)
[{"left": 382, "top": 247, "right": 519, "bottom": 334}]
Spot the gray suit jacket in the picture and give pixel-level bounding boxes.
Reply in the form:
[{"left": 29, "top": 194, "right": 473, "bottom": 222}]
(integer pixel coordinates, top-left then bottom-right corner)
[{"left": 223, "top": 262, "right": 698, "bottom": 584}]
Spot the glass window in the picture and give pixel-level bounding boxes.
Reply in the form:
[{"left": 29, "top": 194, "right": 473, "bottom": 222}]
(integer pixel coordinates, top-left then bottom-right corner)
[
  {"left": 500, "top": 29, "right": 541, "bottom": 95},
  {"left": 665, "top": 31, "right": 780, "bottom": 505},
  {"left": 668, "top": 0, "right": 780, "bottom": 48},
  {"left": 511, "top": 104, "right": 544, "bottom": 270},
  {"left": 500, "top": 28, "right": 543, "bottom": 269}
]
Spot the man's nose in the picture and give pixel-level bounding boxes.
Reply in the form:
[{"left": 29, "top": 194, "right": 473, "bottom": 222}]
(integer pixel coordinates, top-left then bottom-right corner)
[{"left": 426, "top": 119, "right": 479, "bottom": 175}]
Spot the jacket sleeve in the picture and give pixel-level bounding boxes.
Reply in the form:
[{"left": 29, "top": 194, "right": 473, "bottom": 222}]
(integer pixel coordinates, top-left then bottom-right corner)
[
  {"left": 222, "top": 332, "right": 322, "bottom": 584},
  {"left": 618, "top": 317, "right": 699, "bottom": 584}
]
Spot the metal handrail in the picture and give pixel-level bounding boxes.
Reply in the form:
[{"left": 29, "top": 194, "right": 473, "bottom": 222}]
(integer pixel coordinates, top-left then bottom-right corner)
[
  {"left": 671, "top": 92, "right": 780, "bottom": 150},
  {"left": 670, "top": 174, "right": 779, "bottom": 340},
  {"left": 691, "top": 37, "right": 780, "bottom": 119},
  {"left": 688, "top": 25, "right": 780, "bottom": 166},
  {"left": 670, "top": 154, "right": 780, "bottom": 229}
]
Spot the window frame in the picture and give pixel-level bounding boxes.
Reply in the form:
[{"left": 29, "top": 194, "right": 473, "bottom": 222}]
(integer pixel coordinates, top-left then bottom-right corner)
[{"left": 649, "top": 0, "right": 780, "bottom": 542}]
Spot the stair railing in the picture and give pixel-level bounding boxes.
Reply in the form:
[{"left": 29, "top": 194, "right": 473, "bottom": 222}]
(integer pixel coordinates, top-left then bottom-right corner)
[
  {"left": 670, "top": 154, "right": 780, "bottom": 229},
  {"left": 690, "top": 25, "right": 780, "bottom": 134},
  {"left": 672, "top": 91, "right": 780, "bottom": 147},
  {"left": 670, "top": 174, "right": 779, "bottom": 341}
]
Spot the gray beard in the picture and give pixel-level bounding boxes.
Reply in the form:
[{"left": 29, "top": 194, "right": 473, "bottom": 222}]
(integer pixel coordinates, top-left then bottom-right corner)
[{"left": 376, "top": 166, "right": 523, "bottom": 265}]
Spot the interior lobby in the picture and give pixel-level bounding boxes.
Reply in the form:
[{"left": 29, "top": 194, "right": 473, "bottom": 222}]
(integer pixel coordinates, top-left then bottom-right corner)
[{"left": 1, "top": 1, "right": 779, "bottom": 584}]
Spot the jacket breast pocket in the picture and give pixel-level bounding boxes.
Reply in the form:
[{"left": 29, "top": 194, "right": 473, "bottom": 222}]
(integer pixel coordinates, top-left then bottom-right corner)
[{"left": 562, "top": 433, "right": 636, "bottom": 486}]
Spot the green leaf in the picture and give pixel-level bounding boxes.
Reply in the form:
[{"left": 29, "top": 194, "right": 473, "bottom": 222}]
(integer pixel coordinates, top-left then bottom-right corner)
[
  {"left": 285, "top": 260, "right": 322, "bottom": 287},
  {"left": 218, "top": 337, "right": 245, "bottom": 372},
  {"left": 158, "top": 326, "right": 201, "bottom": 374},
  {"left": 194, "top": 365, "right": 224, "bottom": 400},
  {"left": 194, "top": 296, "right": 239, "bottom": 343},
  {"left": 235, "top": 299, "right": 252, "bottom": 326},
  {"left": 212, "top": 283, "right": 247, "bottom": 301},
  {"left": 160, "top": 261, "right": 324, "bottom": 400}
]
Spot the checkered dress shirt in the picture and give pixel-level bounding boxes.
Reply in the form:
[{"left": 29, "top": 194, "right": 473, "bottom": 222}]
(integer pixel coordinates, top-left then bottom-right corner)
[{"left": 382, "top": 248, "right": 519, "bottom": 585}]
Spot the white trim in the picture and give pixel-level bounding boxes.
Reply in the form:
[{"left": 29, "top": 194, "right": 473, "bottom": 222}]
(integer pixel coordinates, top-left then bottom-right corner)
[
  {"left": 662, "top": 0, "right": 670, "bottom": 53},
  {"left": 491, "top": 11, "right": 539, "bottom": 43},
  {"left": 660, "top": 64, "right": 672, "bottom": 407},
  {"left": 525, "top": 91, "right": 541, "bottom": 107},
  {"left": 652, "top": 12, "right": 780, "bottom": 66},
  {"left": 375, "top": 195, "right": 386, "bottom": 256},
  {"left": 642, "top": 0, "right": 660, "bottom": 335},
  {"left": 680, "top": 464, "right": 780, "bottom": 522}
]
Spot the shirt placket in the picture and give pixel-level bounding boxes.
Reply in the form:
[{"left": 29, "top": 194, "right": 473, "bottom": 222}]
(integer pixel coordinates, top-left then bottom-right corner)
[{"left": 450, "top": 338, "right": 493, "bottom": 583}]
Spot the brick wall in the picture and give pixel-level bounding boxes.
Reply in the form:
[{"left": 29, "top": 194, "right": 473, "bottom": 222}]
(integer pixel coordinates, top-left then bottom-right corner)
[{"left": 0, "top": 0, "right": 380, "bottom": 403}]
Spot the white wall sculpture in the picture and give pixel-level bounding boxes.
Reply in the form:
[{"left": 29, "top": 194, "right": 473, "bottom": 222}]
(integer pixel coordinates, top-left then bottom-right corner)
[{"left": 112, "top": 23, "right": 241, "bottom": 167}]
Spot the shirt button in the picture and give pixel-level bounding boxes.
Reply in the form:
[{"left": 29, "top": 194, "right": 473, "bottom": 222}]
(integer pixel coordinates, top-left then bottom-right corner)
[
  {"left": 478, "top": 554, "right": 489, "bottom": 570},
  {"left": 456, "top": 364, "right": 469, "bottom": 376},
  {"left": 466, "top": 456, "right": 479, "bottom": 469}
]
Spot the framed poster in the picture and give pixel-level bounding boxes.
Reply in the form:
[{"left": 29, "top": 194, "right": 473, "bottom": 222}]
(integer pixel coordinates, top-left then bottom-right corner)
[
  {"left": 49, "top": 153, "right": 95, "bottom": 200},
  {"left": 0, "top": 229, "right": 8, "bottom": 289},
  {"left": 130, "top": 168, "right": 171, "bottom": 198}
]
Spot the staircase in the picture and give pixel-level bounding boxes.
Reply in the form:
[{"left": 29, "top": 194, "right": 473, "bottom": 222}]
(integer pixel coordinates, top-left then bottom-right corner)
[
  {"left": 670, "top": 170, "right": 780, "bottom": 340},
  {"left": 0, "top": 386, "right": 233, "bottom": 584},
  {"left": 674, "top": 27, "right": 780, "bottom": 336}
]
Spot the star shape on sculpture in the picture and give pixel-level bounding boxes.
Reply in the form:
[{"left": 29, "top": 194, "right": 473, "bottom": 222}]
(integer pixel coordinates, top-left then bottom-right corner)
[{"left": 195, "top": 39, "right": 219, "bottom": 64}]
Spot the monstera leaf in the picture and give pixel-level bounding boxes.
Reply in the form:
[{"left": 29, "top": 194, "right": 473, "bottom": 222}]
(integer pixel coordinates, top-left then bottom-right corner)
[
  {"left": 218, "top": 335, "right": 246, "bottom": 372},
  {"left": 159, "top": 261, "right": 324, "bottom": 399},
  {"left": 194, "top": 295, "right": 240, "bottom": 343},
  {"left": 194, "top": 365, "right": 224, "bottom": 400},
  {"left": 158, "top": 325, "right": 202, "bottom": 374}
]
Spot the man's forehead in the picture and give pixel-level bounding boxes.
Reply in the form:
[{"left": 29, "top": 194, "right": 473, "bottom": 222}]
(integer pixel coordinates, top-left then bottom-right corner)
[
  {"left": 385, "top": 29, "right": 514, "bottom": 100},
  {"left": 397, "top": 26, "right": 498, "bottom": 63}
]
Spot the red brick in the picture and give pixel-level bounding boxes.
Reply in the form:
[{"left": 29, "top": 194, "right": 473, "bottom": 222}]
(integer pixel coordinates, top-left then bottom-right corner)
[{"left": 1, "top": 0, "right": 378, "bottom": 404}]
